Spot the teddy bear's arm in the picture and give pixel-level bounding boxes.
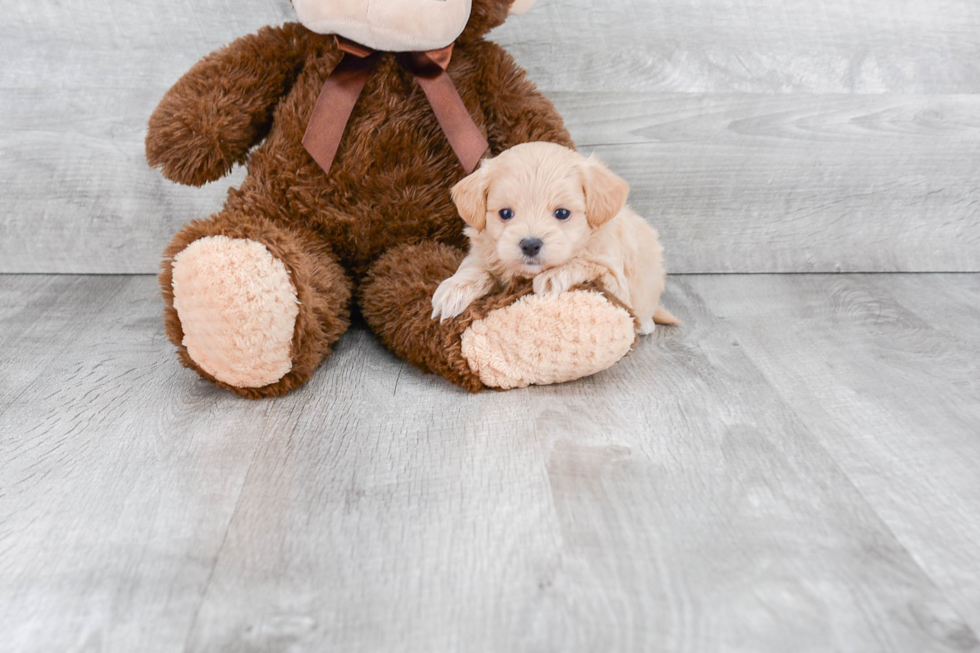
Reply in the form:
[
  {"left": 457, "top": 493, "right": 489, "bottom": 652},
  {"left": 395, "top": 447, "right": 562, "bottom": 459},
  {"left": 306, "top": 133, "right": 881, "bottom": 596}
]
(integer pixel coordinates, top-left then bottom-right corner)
[
  {"left": 146, "top": 23, "right": 332, "bottom": 187},
  {"left": 476, "top": 42, "right": 575, "bottom": 153}
]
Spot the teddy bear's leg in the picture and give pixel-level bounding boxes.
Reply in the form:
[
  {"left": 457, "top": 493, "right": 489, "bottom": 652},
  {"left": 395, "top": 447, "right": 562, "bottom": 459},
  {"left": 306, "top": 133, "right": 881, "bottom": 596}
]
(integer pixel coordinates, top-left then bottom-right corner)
[
  {"left": 160, "top": 210, "right": 352, "bottom": 398},
  {"left": 359, "top": 242, "right": 637, "bottom": 392}
]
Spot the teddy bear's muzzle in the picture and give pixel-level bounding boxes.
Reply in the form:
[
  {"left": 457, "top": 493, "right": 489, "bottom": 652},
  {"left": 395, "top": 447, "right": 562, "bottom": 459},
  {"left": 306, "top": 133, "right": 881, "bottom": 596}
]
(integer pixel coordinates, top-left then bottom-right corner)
[{"left": 293, "top": 0, "right": 473, "bottom": 52}]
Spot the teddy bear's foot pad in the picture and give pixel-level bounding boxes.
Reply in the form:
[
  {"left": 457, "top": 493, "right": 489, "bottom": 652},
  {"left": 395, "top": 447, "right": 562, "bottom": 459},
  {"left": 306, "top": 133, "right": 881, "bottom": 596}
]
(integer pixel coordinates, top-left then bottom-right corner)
[
  {"left": 460, "top": 290, "right": 636, "bottom": 390},
  {"left": 171, "top": 236, "right": 300, "bottom": 388}
]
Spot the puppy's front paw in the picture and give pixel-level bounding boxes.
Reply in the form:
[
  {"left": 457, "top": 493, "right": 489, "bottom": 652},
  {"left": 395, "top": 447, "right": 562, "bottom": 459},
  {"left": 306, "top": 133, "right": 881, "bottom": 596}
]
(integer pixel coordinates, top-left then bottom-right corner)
[
  {"left": 533, "top": 266, "right": 589, "bottom": 296},
  {"left": 532, "top": 270, "right": 565, "bottom": 296},
  {"left": 431, "top": 275, "right": 487, "bottom": 322}
]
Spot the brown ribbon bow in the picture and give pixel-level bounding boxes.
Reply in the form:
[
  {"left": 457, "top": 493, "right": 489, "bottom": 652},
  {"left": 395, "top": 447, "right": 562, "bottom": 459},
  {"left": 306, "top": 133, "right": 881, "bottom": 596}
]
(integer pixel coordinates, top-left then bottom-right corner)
[{"left": 302, "top": 36, "right": 490, "bottom": 176}]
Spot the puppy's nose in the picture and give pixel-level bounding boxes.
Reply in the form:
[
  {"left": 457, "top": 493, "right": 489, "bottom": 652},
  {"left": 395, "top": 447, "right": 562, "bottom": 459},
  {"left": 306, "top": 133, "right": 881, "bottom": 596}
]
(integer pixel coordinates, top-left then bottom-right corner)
[{"left": 520, "top": 238, "right": 543, "bottom": 257}]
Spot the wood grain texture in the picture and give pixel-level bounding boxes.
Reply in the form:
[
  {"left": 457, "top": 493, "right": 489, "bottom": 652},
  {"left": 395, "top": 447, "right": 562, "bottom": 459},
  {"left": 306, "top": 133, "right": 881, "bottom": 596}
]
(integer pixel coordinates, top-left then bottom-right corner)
[
  {"left": 692, "top": 273, "right": 980, "bottom": 640},
  {"left": 6, "top": 0, "right": 978, "bottom": 94},
  {"left": 4, "top": 274, "right": 979, "bottom": 652},
  {"left": 496, "top": 0, "right": 980, "bottom": 94},
  {"left": 2, "top": 0, "right": 980, "bottom": 273},
  {"left": 564, "top": 93, "right": 980, "bottom": 273},
  {"left": 0, "top": 276, "right": 272, "bottom": 653}
]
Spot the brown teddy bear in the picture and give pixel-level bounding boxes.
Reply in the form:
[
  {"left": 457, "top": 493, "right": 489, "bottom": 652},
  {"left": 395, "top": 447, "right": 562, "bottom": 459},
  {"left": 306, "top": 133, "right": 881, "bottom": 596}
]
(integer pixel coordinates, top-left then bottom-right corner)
[{"left": 147, "top": 0, "right": 638, "bottom": 398}]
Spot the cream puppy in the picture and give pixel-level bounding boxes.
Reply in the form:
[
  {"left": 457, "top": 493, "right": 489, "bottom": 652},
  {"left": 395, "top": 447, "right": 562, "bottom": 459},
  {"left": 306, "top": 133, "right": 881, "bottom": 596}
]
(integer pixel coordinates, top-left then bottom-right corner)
[{"left": 431, "top": 142, "right": 677, "bottom": 333}]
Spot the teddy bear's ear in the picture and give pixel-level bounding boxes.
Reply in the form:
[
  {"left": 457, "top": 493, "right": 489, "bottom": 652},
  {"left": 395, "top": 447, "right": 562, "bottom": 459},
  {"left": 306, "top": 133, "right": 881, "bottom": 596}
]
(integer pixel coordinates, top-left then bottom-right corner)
[
  {"left": 580, "top": 155, "right": 630, "bottom": 228},
  {"left": 451, "top": 163, "right": 492, "bottom": 232},
  {"left": 509, "top": 0, "right": 537, "bottom": 15}
]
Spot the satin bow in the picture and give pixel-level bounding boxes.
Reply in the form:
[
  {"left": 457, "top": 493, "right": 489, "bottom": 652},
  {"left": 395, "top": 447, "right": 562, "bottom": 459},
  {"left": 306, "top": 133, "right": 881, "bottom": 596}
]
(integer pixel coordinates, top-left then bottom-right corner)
[{"left": 302, "top": 36, "right": 490, "bottom": 176}]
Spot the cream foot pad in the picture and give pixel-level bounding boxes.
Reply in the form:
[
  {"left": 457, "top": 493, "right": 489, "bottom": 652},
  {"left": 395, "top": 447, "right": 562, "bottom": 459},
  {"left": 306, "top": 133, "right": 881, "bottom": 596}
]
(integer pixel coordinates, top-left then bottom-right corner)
[
  {"left": 460, "top": 290, "right": 636, "bottom": 390},
  {"left": 171, "top": 236, "right": 300, "bottom": 388}
]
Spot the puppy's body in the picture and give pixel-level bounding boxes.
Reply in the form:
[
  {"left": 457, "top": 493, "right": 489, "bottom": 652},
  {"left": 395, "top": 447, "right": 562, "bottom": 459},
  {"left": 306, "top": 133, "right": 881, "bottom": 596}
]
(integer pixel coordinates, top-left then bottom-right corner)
[
  {"left": 432, "top": 142, "right": 677, "bottom": 333},
  {"left": 549, "top": 206, "right": 672, "bottom": 333}
]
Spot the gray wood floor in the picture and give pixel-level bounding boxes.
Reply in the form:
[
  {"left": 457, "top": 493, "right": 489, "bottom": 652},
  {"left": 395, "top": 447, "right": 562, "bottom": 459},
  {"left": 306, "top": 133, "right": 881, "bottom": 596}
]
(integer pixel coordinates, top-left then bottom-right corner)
[
  {"left": 2, "top": 273, "right": 978, "bottom": 653},
  {"left": 4, "top": 0, "right": 980, "bottom": 650}
]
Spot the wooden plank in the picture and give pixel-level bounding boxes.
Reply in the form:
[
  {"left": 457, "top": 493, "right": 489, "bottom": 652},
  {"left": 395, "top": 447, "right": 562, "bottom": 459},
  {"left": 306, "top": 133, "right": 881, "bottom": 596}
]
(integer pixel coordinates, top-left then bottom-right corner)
[
  {"left": 171, "top": 279, "right": 973, "bottom": 651},
  {"left": 3, "top": 274, "right": 980, "bottom": 650},
  {"left": 497, "top": 0, "right": 980, "bottom": 94},
  {"left": 0, "top": 275, "right": 128, "bottom": 411},
  {"left": 0, "top": 275, "right": 59, "bottom": 347},
  {"left": 692, "top": 273, "right": 980, "bottom": 637},
  {"left": 876, "top": 274, "right": 980, "bottom": 349},
  {"left": 4, "top": 88, "right": 979, "bottom": 273},
  {"left": 572, "top": 94, "right": 980, "bottom": 273},
  {"left": 6, "top": 0, "right": 979, "bottom": 94},
  {"left": 557, "top": 93, "right": 980, "bottom": 149},
  {"left": 0, "top": 276, "right": 272, "bottom": 652},
  {"left": 0, "top": 87, "right": 245, "bottom": 274},
  {"left": 0, "top": 0, "right": 277, "bottom": 275},
  {"left": 1, "top": 0, "right": 294, "bottom": 78}
]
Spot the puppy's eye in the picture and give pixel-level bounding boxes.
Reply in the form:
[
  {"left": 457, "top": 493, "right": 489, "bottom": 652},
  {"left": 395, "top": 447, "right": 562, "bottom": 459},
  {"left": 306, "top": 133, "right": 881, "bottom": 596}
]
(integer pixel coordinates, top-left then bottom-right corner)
[
  {"left": 554, "top": 208, "right": 571, "bottom": 221},
  {"left": 499, "top": 209, "right": 514, "bottom": 221}
]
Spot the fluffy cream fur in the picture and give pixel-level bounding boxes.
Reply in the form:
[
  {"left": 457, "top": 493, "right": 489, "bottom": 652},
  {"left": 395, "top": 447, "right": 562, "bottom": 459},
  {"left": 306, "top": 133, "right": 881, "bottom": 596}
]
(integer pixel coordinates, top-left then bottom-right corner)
[
  {"left": 460, "top": 290, "right": 636, "bottom": 389},
  {"left": 433, "top": 142, "right": 677, "bottom": 333},
  {"left": 171, "top": 236, "right": 300, "bottom": 388}
]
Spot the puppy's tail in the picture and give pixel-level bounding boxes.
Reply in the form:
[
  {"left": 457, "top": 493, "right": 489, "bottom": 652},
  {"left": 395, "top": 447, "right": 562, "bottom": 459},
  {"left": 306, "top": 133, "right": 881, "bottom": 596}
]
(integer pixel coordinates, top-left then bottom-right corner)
[{"left": 653, "top": 305, "right": 680, "bottom": 326}]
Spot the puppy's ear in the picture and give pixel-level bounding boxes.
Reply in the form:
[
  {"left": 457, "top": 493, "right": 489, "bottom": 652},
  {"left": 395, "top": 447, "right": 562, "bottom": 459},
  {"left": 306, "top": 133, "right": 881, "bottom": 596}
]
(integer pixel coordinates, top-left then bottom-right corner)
[
  {"left": 451, "top": 163, "right": 491, "bottom": 232},
  {"left": 580, "top": 156, "right": 630, "bottom": 228}
]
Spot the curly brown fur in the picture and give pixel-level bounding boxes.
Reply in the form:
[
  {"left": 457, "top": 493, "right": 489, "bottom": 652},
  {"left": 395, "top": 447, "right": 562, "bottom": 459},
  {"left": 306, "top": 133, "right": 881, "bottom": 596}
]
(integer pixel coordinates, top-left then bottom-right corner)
[
  {"left": 359, "top": 241, "right": 538, "bottom": 392},
  {"left": 146, "top": 23, "right": 329, "bottom": 187},
  {"left": 150, "top": 1, "right": 589, "bottom": 394}
]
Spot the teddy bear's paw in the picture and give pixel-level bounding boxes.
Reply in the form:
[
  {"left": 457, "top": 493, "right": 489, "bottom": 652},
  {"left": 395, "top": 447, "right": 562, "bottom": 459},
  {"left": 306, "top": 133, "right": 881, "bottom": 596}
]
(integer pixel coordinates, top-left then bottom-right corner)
[
  {"left": 171, "top": 236, "right": 300, "bottom": 388},
  {"left": 459, "top": 290, "right": 636, "bottom": 390}
]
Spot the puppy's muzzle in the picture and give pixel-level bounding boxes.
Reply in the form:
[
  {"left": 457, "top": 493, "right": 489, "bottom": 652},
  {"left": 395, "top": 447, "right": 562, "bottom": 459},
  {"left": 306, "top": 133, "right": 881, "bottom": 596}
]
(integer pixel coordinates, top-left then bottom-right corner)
[{"left": 520, "top": 238, "right": 543, "bottom": 258}]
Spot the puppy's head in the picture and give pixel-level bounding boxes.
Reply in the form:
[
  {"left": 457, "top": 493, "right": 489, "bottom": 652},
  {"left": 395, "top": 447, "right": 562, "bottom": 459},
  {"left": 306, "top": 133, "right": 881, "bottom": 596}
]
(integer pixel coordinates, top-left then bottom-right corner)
[{"left": 452, "top": 142, "right": 629, "bottom": 278}]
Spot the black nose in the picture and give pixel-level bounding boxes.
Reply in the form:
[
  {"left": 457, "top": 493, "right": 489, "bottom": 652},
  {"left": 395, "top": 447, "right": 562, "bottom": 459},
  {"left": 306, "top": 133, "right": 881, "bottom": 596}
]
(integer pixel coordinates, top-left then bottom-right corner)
[{"left": 520, "top": 238, "right": 543, "bottom": 257}]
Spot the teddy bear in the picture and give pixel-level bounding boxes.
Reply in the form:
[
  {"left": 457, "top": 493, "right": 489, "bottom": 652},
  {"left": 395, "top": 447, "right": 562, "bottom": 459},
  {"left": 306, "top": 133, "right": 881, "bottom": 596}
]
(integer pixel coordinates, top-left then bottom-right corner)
[{"left": 146, "top": 0, "right": 639, "bottom": 398}]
